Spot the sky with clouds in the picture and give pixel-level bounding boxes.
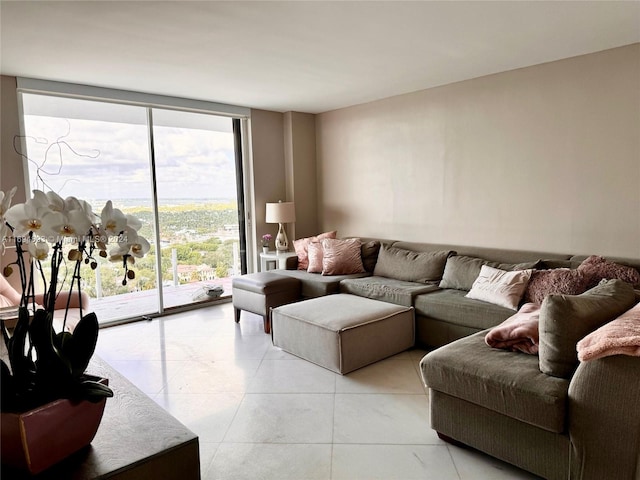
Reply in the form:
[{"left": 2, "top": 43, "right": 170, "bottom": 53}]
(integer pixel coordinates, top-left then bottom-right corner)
[{"left": 21, "top": 95, "right": 238, "bottom": 209}]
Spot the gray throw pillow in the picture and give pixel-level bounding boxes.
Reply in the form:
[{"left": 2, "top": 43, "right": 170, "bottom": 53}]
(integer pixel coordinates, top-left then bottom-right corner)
[
  {"left": 439, "top": 255, "right": 542, "bottom": 291},
  {"left": 538, "top": 279, "right": 636, "bottom": 379},
  {"left": 373, "top": 245, "right": 453, "bottom": 283},
  {"left": 361, "top": 240, "right": 381, "bottom": 273}
]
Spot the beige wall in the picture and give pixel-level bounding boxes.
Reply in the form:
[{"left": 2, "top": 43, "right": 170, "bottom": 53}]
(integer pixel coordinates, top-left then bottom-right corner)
[
  {"left": 316, "top": 44, "right": 640, "bottom": 258},
  {"left": 284, "top": 111, "right": 318, "bottom": 239},
  {"left": 1, "top": 75, "right": 26, "bottom": 203},
  {"left": 249, "top": 109, "right": 287, "bottom": 258},
  {"left": 1, "top": 75, "right": 26, "bottom": 288}
]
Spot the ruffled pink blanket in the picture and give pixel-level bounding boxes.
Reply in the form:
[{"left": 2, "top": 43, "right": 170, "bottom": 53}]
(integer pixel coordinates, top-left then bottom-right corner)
[
  {"left": 577, "top": 303, "right": 640, "bottom": 361},
  {"left": 485, "top": 303, "right": 540, "bottom": 355}
]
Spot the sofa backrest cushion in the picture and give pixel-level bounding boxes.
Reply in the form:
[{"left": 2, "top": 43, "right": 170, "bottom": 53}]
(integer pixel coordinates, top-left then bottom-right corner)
[
  {"left": 360, "top": 240, "right": 381, "bottom": 273},
  {"left": 539, "top": 279, "right": 636, "bottom": 379},
  {"left": 373, "top": 244, "right": 453, "bottom": 283},
  {"left": 439, "top": 255, "right": 542, "bottom": 291},
  {"left": 392, "top": 241, "right": 570, "bottom": 265}
]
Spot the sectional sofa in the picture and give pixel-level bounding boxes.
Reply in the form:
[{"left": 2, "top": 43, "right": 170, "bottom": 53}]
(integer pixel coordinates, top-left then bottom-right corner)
[{"left": 269, "top": 237, "right": 640, "bottom": 480}]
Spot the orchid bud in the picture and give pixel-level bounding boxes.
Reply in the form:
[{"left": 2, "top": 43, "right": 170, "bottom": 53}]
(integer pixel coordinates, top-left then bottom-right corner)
[
  {"left": 3, "top": 265, "right": 12, "bottom": 277},
  {"left": 99, "top": 250, "right": 107, "bottom": 258},
  {"left": 68, "top": 249, "right": 82, "bottom": 261},
  {"left": 127, "top": 270, "right": 135, "bottom": 279}
]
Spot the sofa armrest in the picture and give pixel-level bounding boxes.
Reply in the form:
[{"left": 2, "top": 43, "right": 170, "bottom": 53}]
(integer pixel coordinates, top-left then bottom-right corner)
[
  {"left": 34, "top": 290, "right": 91, "bottom": 311},
  {"left": 568, "top": 355, "right": 640, "bottom": 480},
  {"left": 285, "top": 255, "right": 299, "bottom": 270}
]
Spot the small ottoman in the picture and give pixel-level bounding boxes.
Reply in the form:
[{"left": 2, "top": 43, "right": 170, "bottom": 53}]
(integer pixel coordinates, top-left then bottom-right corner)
[
  {"left": 271, "top": 294, "right": 414, "bottom": 374},
  {"left": 232, "top": 272, "right": 301, "bottom": 333}
]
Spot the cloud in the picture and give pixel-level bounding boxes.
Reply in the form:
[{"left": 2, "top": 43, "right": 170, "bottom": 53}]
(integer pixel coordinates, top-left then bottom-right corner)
[{"left": 23, "top": 111, "right": 239, "bottom": 201}]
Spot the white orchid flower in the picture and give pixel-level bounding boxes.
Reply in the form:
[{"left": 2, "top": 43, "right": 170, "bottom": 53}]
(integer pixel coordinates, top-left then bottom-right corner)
[
  {"left": 107, "top": 253, "right": 124, "bottom": 263},
  {"left": 64, "top": 196, "right": 83, "bottom": 212},
  {"left": 90, "top": 224, "right": 109, "bottom": 251},
  {"left": 107, "top": 226, "right": 150, "bottom": 259},
  {"left": 77, "top": 199, "right": 95, "bottom": 219},
  {"left": 108, "top": 225, "right": 137, "bottom": 255},
  {"left": 0, "top": 187, "right": 17, "bottom": 217},
  {"left": 4, "top": 199, "right": 52, "bottom": 238},
  {"left": 125, "top": 214, "right": 142, "bottom": 232},
  {"left": 32, "top": 190, "right": 66, "bottom": 213},
  {"left": 27, "top": 239, "right": 49, "bottom": 261},
  {"left": 100, "top": 201, "right": 127, "bottom": 237},
  {"left": 0, "top": 223, "right": 10, "bottom": 243},
  {"left": 129, "top": 235, "right": 150, "bottom": 258},
  {"left": 42, "top": 209, "right": 93, "bottom": 241}
]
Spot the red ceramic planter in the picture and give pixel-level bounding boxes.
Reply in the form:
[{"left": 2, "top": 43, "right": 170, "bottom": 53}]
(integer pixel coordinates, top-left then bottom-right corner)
[{"left": 1, "top": 380, "right": 108, "bottom": 475}]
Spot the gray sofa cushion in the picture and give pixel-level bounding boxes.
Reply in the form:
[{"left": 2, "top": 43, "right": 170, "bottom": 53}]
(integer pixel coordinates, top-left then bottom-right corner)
[
  {"left": 439, "top": 255, "right": 542, "bottom": 291},
  {"left": 271, "top": 269, "right": 370, "bottom": 298},
  {"left": 340, "top": 276, "right": 439, "bottom": 307},
  {"left": 392, "top": 241, "right": 570, "bottom": 265},
  {"left": 361, "top": 240, "right": 381, "bottom": 273},
  {"left": 414, "top": 289, "right": 514, "bottom": 331},
  {"left": 539, "top": 279, "right": 636, "bottom": 378},
  {"left": 421, "top": 331, "right": 569, "bottom": 433},
  {"left": 373, "top": 244, "right": 453, "bottom": 283}
]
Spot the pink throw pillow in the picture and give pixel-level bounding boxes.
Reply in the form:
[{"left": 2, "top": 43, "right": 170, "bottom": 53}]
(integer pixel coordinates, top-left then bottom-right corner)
[
  {"left": 578, "top": 255, "right": 640, "bottom": 289},
  {"left": 307, "top": 242, "right": 324, "bottom": 273},
  {"left": 321, "top": 238, "right": 365, "bottom": 276},
  {"left": 293, "top": 231, "right": 337, "bottom": 270},
  {"left": 523, "top": 268, "right": 590, "bottom": 305}
]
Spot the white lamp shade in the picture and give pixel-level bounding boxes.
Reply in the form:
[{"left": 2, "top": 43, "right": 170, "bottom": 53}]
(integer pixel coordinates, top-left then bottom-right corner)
[{"left": 265, "top": 202, "right": 296, "bottom": 224}]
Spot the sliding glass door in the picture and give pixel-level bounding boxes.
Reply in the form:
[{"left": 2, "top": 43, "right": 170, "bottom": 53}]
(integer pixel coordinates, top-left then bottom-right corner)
[
  {"left": 19, "top": 93, "right": 245, "bottom": 324},
  {"left": 151, "top": 109, "right": 241, "bottom": 309}
]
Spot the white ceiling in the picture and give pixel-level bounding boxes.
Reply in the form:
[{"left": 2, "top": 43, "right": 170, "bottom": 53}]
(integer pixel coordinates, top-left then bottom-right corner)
[{"left": 1, "top": 1, "right": 639, "bottom": 114}]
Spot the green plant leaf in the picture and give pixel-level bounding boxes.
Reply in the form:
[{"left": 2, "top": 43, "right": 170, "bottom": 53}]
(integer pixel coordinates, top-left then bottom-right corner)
[
  {"left": 78, "top": 379, "right": 114, "bottom": 402},
  {"left": 53, "top": 331, "right": 73, "bottom": 351},
  {"left": 7, "top": 307, "right": 32, "bottom": 381},
  {"left": 64, "top": 312, "right": 99, "bottom": 376},
  {"left": 30, "top": 309, "right": 72, "bottom": 381}
]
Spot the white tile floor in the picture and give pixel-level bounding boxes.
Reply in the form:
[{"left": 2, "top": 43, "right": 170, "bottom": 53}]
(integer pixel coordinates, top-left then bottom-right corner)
[{"left": 95, "top": 302, "right": 542, "bottom": 480}]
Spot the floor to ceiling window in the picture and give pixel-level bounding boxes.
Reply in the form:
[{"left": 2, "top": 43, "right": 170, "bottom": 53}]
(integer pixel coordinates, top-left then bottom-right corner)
[{"left": 19, "top": 90, "right": 247, "bottom": 325}]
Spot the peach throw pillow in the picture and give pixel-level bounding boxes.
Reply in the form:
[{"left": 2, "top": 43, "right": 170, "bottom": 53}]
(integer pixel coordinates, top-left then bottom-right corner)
[
  {"left": 321, "top": 238, "right": 365, "bottom": 276},
  {"left": 294, "top": 231, "right": 337, "bottom": 270},
  {"left": 307, "top": 242, "right": 324, "bottom": 273}
]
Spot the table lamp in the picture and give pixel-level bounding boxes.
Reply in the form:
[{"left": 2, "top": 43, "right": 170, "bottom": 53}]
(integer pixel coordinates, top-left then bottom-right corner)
[{"left": 265, "top": 201, "right": 296, "bottom": 252}]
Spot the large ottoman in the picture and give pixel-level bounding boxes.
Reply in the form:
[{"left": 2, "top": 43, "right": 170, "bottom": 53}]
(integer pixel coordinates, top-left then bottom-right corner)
[
  {"left": 271, "top": 294, "right": 414, "bottom": 374},
  {"left": 232, "top": 272, "right": 301, "bottom": 333}
]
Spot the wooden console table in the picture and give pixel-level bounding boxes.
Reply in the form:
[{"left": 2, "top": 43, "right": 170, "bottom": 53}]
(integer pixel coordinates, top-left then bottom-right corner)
[{"left": 1, "top": 356, "right": 200, "bottom": 479}]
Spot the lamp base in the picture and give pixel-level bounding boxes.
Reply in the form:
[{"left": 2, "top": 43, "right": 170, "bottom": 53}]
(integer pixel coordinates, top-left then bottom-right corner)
[{"left": 275, "top": 223, "right": 289, "bottom": 252}]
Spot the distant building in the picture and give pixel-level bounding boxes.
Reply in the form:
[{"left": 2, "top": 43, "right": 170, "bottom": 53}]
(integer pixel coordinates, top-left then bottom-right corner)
[{"left": 176, "top": 264, "right": 216, "bottom": 283}]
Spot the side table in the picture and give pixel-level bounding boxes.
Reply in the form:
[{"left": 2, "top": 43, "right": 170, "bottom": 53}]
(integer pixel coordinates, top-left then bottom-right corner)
[{"left": 260, "top": 251, "right": 297, "bottom": 272}]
